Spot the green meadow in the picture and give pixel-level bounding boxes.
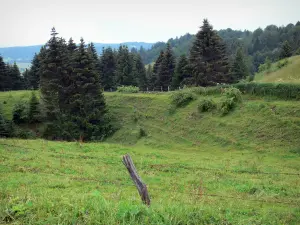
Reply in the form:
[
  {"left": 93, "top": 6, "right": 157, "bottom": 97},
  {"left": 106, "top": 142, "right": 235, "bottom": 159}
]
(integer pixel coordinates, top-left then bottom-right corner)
[{"left": 0, "top": 90, "right": 300, "bottom": 224}]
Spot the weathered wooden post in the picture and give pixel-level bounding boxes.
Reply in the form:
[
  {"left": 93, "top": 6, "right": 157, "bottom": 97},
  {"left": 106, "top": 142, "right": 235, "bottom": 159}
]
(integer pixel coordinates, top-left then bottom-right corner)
[{"left": 122, "top": 154, "right": 151, "bottom": 206}]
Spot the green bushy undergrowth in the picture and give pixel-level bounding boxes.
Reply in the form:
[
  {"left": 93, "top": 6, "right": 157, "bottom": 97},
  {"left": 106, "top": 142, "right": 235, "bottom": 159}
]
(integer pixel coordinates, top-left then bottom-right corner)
[
  {"left": 197, "top": 99, "right": 216, "bottom": 112},
  {"left": 219, "top": 88, "right": 242, "bottom": 115},
  {"left": 117, "top": 86, "right": 139, "bottom": 93},
  {"left": 170, "top": 91, "right": 197, "bottom": 107}
]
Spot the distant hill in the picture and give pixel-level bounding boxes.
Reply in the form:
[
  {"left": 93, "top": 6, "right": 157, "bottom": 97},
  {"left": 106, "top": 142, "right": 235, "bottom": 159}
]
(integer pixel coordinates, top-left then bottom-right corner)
[
  {"left": 0, "top": 42, "right": 154, "bottom": 64},
  {"left": 254, "top": 56, "right": 300, "bottom": 83}
]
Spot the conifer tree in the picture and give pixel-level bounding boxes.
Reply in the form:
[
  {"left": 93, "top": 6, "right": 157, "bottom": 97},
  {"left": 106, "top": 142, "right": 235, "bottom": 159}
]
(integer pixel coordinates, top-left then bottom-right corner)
[
  {"left": 67, "top": 38, "right": 77, "bottom": 52},
  {"left": 99, "top": 47, "right": 116, "bottom": 90},
  {"left": 0, "top": 57, "right": 9, "bottom": 91},
  {"left": 280, "top": 40, "right": 292, "bottom": 59},
  {"left": 28, "top": 53, "right": 41, "bottom": 89},
  {"left": 152, "top": 51, "right": 164, "bottom": 90},
  {"left": 158, "top": 43, "right": 175, "bottom": 91},
  {"left": 132, "top": 54, "right": 147, "bottom": 90},
  {"left": 39, "top": 28, "right": 67, "bottom": 124},
  {"left": 231, "top": 48, "right": 250, "bottom": 82},
  {"left": 116, "top": 45, "right": 134, "bottom": 86},
  {"left": 68, "top": 38, "right": 108, "bottom": 140},
  {"left": 88, "top": 42, "right": 98, "bottom": 61},
  {"left": 146, "top": 64, "right": 154, "bottom": 90},
  {"left": 171, "top": 54, "right": 191, "bottom": 89},
  {"left": 10, "top": 62, "right": 23, "bottom": 90},
  {"left": 189, "top": 19, "right": 231, "bottom": 86},
  {"left": 28, "top": 91, "right": 40, "bottom": 123}
]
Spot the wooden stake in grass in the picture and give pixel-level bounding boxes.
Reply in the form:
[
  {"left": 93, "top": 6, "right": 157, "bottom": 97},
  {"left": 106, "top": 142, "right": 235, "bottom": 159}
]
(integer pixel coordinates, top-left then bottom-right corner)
[{"left": 122, "top": 154, "right": 151, "bottom": 206}]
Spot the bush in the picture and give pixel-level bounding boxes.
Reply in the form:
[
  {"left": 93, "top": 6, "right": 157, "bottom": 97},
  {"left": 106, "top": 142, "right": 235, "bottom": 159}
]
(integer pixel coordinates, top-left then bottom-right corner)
[
  {"left": 138, "top": 127, "right": 147, "bottom": 138},
  {"left": 219, "top": 97, "right": 236, "bottom": 115},
  {"left": 12, "top": 101, "right": 28, "bottom": 124},
  {"left": 170, "top": 91, "right": 197, "bottom": 107},
  {"left": 117, "top": 86, "right": 139, "bottom": 93},
  {"left": 223, "top": 88, "right": 242, "bottom": 103},
  {"left": 197, "top": 99, "right": 216, "bottom": 112},
  {"left": 276, "top": 59, "right": 289, "bottom": 69}
]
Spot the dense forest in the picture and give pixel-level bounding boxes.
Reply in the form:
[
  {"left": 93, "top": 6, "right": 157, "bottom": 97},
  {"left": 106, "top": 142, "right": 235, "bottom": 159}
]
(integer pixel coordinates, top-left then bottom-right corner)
[{"left": 138, "top": 21, "right": 300, "bottom": 73}]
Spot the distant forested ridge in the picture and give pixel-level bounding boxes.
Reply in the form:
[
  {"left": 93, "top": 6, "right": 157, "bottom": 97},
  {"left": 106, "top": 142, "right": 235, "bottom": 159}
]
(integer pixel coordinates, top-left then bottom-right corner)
[
  {"left": 0, "top": 42, "right": 153, "bottom": 63},
  {"left": 139, "top": 22, "right": 300, "bottom": 73}
]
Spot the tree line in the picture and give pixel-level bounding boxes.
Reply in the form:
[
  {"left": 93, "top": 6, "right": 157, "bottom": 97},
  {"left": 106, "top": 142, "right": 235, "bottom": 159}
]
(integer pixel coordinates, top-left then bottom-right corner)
[{"left": 0, "top": 58, "right": 24, "bottom": 91}]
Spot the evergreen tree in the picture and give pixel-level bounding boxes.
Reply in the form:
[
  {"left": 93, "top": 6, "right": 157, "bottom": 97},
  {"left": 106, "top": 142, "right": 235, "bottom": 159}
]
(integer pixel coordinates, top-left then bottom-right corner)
[
  {"left": 11, "top": 62, "right": 23, "bottom": 90},
  {"left": 39, "top": 28, "right": 67, "bottom": 124},
  {"left": 152, "top": 51, "right": 164, "bottom": 90},
  {"left": 189, "top": 19, "right": 231, "bottom": 86},
  {"left": 146, "top": 64, "right": 154, "bottom": 90},
  {"left": 99, "top": 47, "right": 116, "bottom": 90},
  {"left": 132, "top": 54, "right": 147, "bottom": 90},
  {"left": 231, "top": 48, "right": 250, "bottom": 82},
  {"left": 67, "top": 38, "right": 77, "bottom": 52},
  {"left": 116, "top": 45, "right": 134, "bottom": 86},
  {"left": 88, "top": 42, "right": 98, "bottom": 61},
  {"left": 68, "top": 38, "right": 108, "bottom": 140},
  {"left": 158, "top": 43, "right": 175, "bottom": 91},
  {"left": 28, "top": 92, "right": 40, "bottom": 123},
  {"left": 28, "top": 53, "right": 41, "bottom": 89},
  {"left": 280, "top": 40, "right": 292, "bottom": 59},
  {"left": 0, "top": 57, "right": 9, "bottom": 91},
  {"left": 0, "top": 106, "right": 14, "bottom": 137},
  {"left": 171, "top": 54, "right": 191, "bottom": 89}
]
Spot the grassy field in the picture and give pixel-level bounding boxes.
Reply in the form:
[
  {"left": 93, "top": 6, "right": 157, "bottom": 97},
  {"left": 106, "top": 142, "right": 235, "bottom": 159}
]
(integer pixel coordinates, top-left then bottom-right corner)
[
  {"left": 254, "top": 56, "right": 300, "bottom": 83},
  {"left": 0, "top": 90, "right": 300, "bottom": 224}
]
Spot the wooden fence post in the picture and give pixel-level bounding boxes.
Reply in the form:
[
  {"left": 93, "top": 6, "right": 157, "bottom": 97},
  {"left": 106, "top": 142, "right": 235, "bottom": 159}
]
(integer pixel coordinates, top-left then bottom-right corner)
[{"left": 122, "top": 154, "right": 151, "bottom": 206}]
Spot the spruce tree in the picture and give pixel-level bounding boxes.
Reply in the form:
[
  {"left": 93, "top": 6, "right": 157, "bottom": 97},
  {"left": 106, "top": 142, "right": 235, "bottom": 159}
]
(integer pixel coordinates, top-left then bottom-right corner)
[
  {"left": 28, "top": 53, "right": 41, "bottom": 89},
  {"left": 88, "top": 42, "right": 99, "bottom": 61},
  {"left": 0, "top": 56, "right": 9, "bottom": 91},
  {"left": 99, "top": 47, "right": 116, "bottom": 90},
  {"left": 189, "top": 19, "right": 231, "bottom": 86},
  {"left": 152, "top": 51, "right": 164, "bottom": 90},
  {"left": 231, "top": 48, "right": 250, "bottom": 82},
  {"left": 39, "top": 28, "right": 66, "bottom": 124},
  {"left": 280, "top": 40, "right": 292, "bottom": 59},
  {"left": 10, "top": 62, "right": 23, "bottom": 90},
  {"left": 67, "top": 38, "right": 77, "bottom": 52},
  {"left": 146, "top": 64, "right": 154, "bottom": 90},
  {"left": 171, "top": 54, "right": 191, "bottom": 89},
  {"left": 157, "top": 43, "right": 175, "bottom": 91},
  {"left": 68, "top": 38, "right": 108, "bottom": 140},
  {"left": 28, "top": 91, "right": 40, "bottom": 123},
  {"left": 132, "top": 54, "right": 147, "bottom": 90},
  {"left": 116, "top": 45, "right": 134, "bottom": 86}
]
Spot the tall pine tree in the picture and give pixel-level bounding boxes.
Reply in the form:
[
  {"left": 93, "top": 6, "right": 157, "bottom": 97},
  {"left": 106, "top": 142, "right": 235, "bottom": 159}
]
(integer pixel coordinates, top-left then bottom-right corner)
[
  {"left": 231, "top": 48, "right": 250, "bottom": 82},
  {"left": 152, "top": 51, "right": 164, "bottom": 90},
  {"left": 157, "top": 43, "right": 175, "bottom": 91},
  {"left": 280, "top": 40, "right": 292, "bottom": 59},
  {"left": 132, "top": 54, "right": 147, "bottom": 90},
  {"left": 189, "top": 19, "right": 231, "bottom": 86},
  {"left": 171, "top": 54, "right": 191, "bottom": 89},
  {"left": 99, "top": 47, "right": 116, "bottom": 90},
  {"left": 115, "top": 45, "right": 134, "bottom": 86}
]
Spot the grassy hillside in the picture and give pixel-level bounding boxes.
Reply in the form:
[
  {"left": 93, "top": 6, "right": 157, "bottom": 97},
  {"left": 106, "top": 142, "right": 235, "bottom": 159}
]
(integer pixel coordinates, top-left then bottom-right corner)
[
  {"left": 254, "top": 56, "right": 300, "bottom": 83},
  {"left": 0, "top": 90, "right": 300, "bottom": 224}
]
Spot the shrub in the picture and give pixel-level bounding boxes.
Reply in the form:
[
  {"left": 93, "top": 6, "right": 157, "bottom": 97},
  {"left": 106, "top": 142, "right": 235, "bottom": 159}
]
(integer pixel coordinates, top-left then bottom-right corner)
[
  {"left": 117, "top": 86, "right": 139, "bottom": 93},
  {"left": 28, "top": 92, "right": 41, "bottom": 123},
  {"left": 276, "top": 59, "right": 289, "bottom": 69},
  {"left": 170, "top": 91, "right": 197, "bottom": 107},
  {"left": 197, "top": 99, "right": 216, "bottom": 112},
  {"left": 223, "top": 88, "right": 242, "bottom": 103},
  {"left": 0, "top": 114, "right": 14, "bottom": 137},
  {"left": 139, "top": 127, "right": 147, "bottom": 138},
  {"left": 219, "top": 97, "right": 236, "bottom": 115},
  {"left": 12, "top": 101, "right": 28, "bottom": 124}
]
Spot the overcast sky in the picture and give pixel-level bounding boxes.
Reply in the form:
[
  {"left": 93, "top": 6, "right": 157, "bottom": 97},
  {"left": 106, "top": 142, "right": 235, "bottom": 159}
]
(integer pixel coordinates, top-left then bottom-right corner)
[{"left": 0, "top": 0, "right": 299, "bottom": 47}]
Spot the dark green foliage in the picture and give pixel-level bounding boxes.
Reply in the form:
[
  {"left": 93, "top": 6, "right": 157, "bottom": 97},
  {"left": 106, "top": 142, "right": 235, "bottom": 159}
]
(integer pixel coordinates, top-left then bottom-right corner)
[
  {"left": 88, "top": 42, "right": 99, "bottom": 61},
  {"left": 132, "top": 54, "right": 147, "bottom": 90},
  {"left": 28, "top": 92, "right": 41, "bottom": 123},
  {"left": 171, "top": 54, "right": 191, "bottom": 89},
  {"left": 99, "top": 47, "right": 116, "bottom": 90},
  {"left": 0, "top": 107, "right": 14, "bottom": 137},
  {"left": 27, "top": 53, "right": 41, "bottom": 89},
  {"left": 145, "top": 65, "right": 154, "bottom": 90},
  {"left": 116, "top": 45, "right": 135, "bottom": 86},
  {"left": 157, "top": 43, "right": 175, "bottom": 91},
  {"left": 189, "top": 19, "right": 231, "bottom": 86},
  {"left": 0, "top": 57, "right": 24, "bottom": 91},
  {"left": 151, "top": 51, "right": 164, "bottom": 90},
  {"left": 66, "top": 38, "right": 109, "bottom": 141},
  {"left": 198, "top": 99, "right": 216, "bottom": 112},
  {"left": 117, "top": 86, "right": 139, "bottom": 93},
  {"left": 231, "top": 48, "right": 250, "bottom": 81},
  {"left": 280, "top": 40, "right": 292, "bottom": 59},
  {"left": 12, "top": 101, "right": 28, "bottom": 124},
  {"left": 170, "top": 91, "right": 197, "bottom": 107},
  {"left": 138, "top": 126, "right": 147, "bottom": 138},
  {"left": 232, "top": 82, "right": 300, "bottom": 100}
]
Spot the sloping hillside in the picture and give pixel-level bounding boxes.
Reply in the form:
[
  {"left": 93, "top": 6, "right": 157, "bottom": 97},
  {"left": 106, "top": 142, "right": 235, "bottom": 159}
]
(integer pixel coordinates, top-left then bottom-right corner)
[{"left": 254, "top": 56, "right": 300, "bottom": 83}]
